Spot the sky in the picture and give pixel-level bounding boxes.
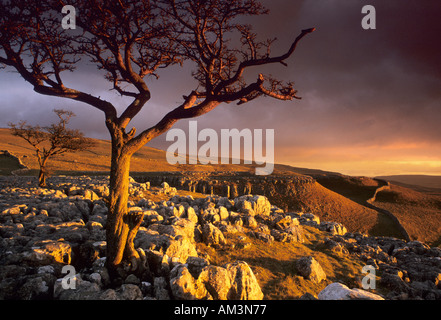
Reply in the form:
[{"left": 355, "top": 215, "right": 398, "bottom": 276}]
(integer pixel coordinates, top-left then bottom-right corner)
[{"left": 1, "top": 0, "right": 441, "bottom": 177}]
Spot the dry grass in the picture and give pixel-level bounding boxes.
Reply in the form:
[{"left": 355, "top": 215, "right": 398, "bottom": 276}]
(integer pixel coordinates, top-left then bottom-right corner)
[
  {"left": 0, "top": 128, "right": 257, "bottom": 175},
  {"left": 198, "top": 226, "right": 370, "bottom": 300},
  {"left": 377, "top": 175, "right": 441, "bottom": 190},
  {"left": 0, "top": 154, "right": 23, "bottom": 175},
  {"left": 315, "top": 175, "right": 381, "bottom": 204}
]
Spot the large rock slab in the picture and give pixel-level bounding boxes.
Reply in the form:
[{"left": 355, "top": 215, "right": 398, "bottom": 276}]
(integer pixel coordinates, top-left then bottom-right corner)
[
  {"left": 234, "top": 195, "right": 271, "bottom": 216},
  {"left": 318, "top": 282, "right": 384, "bottom": 300},
  {"left": 202, "top": 223, "right": 227, "bottom": 247},
  {"left": 23, "top": 240, "right": 73, "bottom": 265},
  {"left": 170, "top": 261, "right": 263, "bottom": 300}
]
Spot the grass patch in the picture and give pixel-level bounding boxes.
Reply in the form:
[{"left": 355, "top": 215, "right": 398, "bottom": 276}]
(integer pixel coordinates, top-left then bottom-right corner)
[{"left": 197, "top": 226, "right": 367, "bottom": 300}]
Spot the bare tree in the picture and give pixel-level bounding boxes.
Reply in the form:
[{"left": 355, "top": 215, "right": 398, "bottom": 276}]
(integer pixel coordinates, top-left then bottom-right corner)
[
  {"left": 9, "top": 109, "right": 95, "bottom": 187},
  {"left": 0, "top": 0, "right": 315, "bottom": 274}
]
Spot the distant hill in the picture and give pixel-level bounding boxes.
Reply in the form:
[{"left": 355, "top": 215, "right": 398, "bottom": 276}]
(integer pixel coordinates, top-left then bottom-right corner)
[{"left": 376, "top": 175, "right": 441, "bottom": 191}]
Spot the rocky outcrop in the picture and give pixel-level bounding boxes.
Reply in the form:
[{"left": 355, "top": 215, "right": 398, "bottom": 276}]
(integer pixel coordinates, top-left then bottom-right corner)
[
  {"left": 328, "top": 233, "right": 441, "bottom": 299},
  {"left": 202, "top": 223, "right": 227, "bottom": 247},
  {"left": 1, "top": 175, "right": 440, "bottom": 300},
  {"left": 0, "top": 176, "right": 272, "bottom": 300},
  {"left": 134, "top": 172, "right": 315, "bottom": 211},
  {"left": 170, "top": 261, "right": 263, "bottom": 300}
]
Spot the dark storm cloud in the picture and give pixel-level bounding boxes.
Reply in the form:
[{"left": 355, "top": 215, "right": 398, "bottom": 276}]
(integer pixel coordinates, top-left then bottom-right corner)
[
  {"left": 148, "top": 0, "right": 441, "bottom": 153},
  {"left": 265, "top": 0, "right": 441, "bottom": 149}
]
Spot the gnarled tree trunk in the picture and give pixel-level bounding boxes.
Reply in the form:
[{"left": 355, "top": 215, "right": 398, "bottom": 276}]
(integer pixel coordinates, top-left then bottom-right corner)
[
  {"left": 105, "top": 127, "right": 145, "bottom": 276},
  {"left": 37, "top": 156, "right": 49, "bottom": 188},
  {"left": 38, "top": 167, "right": 47, "bottom": 188}
]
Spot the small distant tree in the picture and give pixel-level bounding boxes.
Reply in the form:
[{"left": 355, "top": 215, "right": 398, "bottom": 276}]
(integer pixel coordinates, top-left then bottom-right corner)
[{"left": 9, "top": 109, "right": 95, "bottom": 187}]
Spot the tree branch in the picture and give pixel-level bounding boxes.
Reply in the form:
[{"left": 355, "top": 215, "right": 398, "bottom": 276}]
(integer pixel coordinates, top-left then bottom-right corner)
[
  {"left": 1, "top": 32, "right": 118, "bottom": 121},
  {"left": 128, "top": 91, "right": 217, "bottom": 151},
  {"left": 214, "top": 27, "right": 315, "bottom": 94}
]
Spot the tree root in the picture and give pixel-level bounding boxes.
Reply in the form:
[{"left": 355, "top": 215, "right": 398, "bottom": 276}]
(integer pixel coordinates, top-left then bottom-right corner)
[{"left": 123, "top": 211, "right": 148, "bottom": 274}]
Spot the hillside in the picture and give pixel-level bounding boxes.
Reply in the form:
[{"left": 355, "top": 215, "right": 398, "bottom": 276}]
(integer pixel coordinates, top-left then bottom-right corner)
[
  {"left": 0, "top": 128, "right": 250, "bottom": 175},
  {"left": 0, "top": 128, "right": 346, "bottom": 177},
  {"left": 373, "top": 184, "right": 441, "bottom": 246},
  {"left": 1, "top": 127, "right": 440, "bottom": 243}
]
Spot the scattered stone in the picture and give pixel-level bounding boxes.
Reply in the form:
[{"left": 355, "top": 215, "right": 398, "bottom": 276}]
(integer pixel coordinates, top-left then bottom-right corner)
[
  {"left": 154, "top": 276, "right": 171, "bottom": 300},
  {"left": 299, "top": 292, "right": 318, "bottom": 300},
  {"left": 320, "top": 221, "right": 347, "bottom": 235},
  {"left": 1, "top": 175, "right": 440, "bottom": 301},
  {"left": 198, "top": 265, "right": 231, "bottom": 300},
  {"left": 202, "top": 223, "right": 227, "bottom": 247},
  {"left": 295, "top": 256, "right": 326, "bottom": 283},
  {"left": 318, "top": 282, "right": 384, "bottom": 300},
  {"left": 117, "top": 284, "right": 143, "bottom": 300},
  {"left": 170, "top": 265, "right": 211, "bottom": 300},
  {"left": 24, "top": 240, "right": 72, "bottom": 265},
  {"left": 226, "top": 261, "right": 264, "bottom": 300}
]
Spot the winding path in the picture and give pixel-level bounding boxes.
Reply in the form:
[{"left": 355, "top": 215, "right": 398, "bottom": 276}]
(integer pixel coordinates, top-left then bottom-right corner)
[{"left": 365, "top": 179, "right": 411, "bottom": 241}]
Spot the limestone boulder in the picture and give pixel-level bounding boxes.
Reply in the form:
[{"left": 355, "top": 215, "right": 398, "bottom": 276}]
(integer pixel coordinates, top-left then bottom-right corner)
[
  {"left": 169, "top": 261, "right": 263, "bottom": 300},
  {"left": 198, "top": 265, "right": 231, "bottom": 300},
  {"left": 156, "top": 218, "right": 198, "bottom": 243},
  {"left": 202, "top": 223, "right": 227, "bottom": 247},
  {"left": 24, "top": 240, "right": 73, "bottom": 265},
  {"left": 320, "top": 221, "right": 347, "bottom": 236},
  {"left": 296, "top": 256, "right": 326, "bottom": 283},
  {"left": 285, "top": 225, "right": 305, "bottom": 243},
  {"left": 318, "top": 282, "right": 384, "bottom": 300},
  {"left": 169, "top": 265, "right": 211, "bottom": 300},
  {"left": 234, "top": 195, "right": 271, "bottom": 216},
  {"left": 135, "top": 228, "right": 198, "bottom": 264},
  {"left": 225, "top": 261, "right": 264, "bottom": 300}
]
